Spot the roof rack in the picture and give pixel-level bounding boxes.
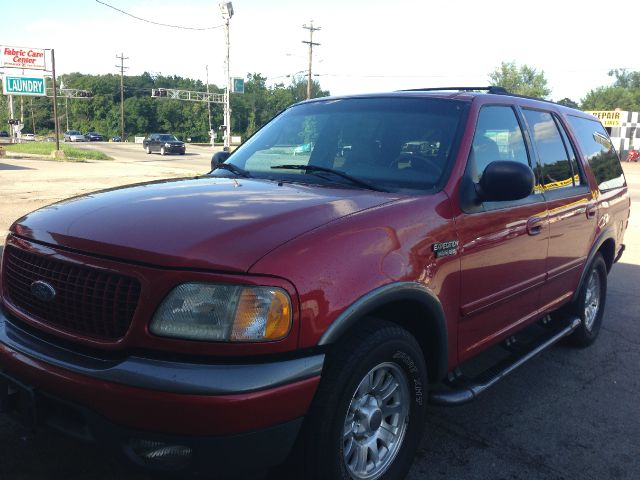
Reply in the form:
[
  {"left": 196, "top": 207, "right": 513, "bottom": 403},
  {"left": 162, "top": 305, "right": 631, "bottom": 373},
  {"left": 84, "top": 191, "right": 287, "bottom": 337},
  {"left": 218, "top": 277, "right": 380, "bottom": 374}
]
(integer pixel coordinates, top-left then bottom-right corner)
[{"left": 398, "top": 86, "right": 509, "bottom": 94}]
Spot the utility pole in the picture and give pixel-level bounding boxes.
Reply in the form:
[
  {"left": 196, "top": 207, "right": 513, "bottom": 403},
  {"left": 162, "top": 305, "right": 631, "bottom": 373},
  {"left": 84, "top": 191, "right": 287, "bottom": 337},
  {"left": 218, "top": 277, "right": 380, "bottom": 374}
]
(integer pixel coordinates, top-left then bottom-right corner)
[
  {"left": 8, "top": 95, "right": 15, "bottom": 143},
  {"left": 61, "top": 80, "right": 69, "bottom": 131},
  {"left": 116, "top": 53, "right": 129, "bottom": 141},
  {"left": 30, "top": 97, "right": 36, "bottom": 135},
  {"left": 220, "top": 2, "right": 234, "bottom": 151},
  {"left": 302, "top": 21, "right": 321, "bottom": 100},
  {"left": 206, "top": 65, "right": 213, "bottom": 145},
  {"left": 51, "top": 49, "right": 60, "bottom": 151},
  {"left": 65, "top": 96, "right": 69, "bottom": 131}
]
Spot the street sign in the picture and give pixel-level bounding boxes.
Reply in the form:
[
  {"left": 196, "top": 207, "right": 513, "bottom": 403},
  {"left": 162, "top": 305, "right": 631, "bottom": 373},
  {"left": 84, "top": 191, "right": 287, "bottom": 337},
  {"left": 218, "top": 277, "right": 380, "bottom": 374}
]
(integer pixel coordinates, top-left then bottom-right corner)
[
  {"left": 1, "top": 46, "right": 46, "bottom": 70},
  {"left": 2, "top": 75, "right": 46, "bottom": 96},
  {"left": 232, "top": 77, "right": 245, "bottom": 94}
]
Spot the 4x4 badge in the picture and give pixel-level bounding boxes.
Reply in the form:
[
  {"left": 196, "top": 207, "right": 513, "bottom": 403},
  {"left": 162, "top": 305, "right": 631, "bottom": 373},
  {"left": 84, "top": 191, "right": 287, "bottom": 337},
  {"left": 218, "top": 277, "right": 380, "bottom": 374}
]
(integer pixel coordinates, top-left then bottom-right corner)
[{"left": 432, "top": 240, "right": 459, "bottom": 258}]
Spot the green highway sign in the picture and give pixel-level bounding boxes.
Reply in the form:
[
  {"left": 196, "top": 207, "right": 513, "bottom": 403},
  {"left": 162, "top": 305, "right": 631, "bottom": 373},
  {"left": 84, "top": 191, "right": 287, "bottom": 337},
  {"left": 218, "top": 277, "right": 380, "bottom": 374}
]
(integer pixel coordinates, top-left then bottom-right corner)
[
  {"left": 232, "top": 77, "right": 244, "bottom": 94},
  {"left": 2, "top": 75, "right": 46, "bottom": 96}
]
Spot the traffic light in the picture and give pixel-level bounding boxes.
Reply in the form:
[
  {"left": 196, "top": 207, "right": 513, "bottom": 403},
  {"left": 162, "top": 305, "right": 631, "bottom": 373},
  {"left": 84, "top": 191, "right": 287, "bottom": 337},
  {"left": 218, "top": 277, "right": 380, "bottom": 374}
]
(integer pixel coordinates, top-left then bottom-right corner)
[
  {"left": 151, "top": 88, "right": 168, "bottom": 98},
  {"left": 7, "top": 119, "right": 18, "bottom": 125}
]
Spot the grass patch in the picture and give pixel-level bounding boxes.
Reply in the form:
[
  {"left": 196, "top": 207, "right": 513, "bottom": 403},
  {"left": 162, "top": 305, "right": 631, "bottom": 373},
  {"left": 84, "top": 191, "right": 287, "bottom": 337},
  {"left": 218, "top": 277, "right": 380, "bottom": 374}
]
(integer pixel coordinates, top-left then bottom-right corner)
[{"left": 2, "top": 142, "right": 112, "bottom": 161}]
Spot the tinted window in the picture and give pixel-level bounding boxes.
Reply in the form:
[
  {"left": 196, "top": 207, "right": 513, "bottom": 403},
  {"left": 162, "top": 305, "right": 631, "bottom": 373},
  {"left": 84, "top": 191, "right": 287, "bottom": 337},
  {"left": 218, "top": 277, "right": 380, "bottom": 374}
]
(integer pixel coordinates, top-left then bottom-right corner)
[
  {"left": 556, "top": 119, "right": 582, "bottom": 187},
  {"left": 567, "top": 116, "right": 625, "bottom": 191},
  {"left": 158, "top": 134, "right": 178, "bottom": 141},
  {"left": 222, "top": 97, "right": 467, "bottom": 193},
  {"left": 468, "top": 106, "right": 529, "bottom": 183},
  {"left": 523, "top": 109, "right": 574, "bottom": 190}
]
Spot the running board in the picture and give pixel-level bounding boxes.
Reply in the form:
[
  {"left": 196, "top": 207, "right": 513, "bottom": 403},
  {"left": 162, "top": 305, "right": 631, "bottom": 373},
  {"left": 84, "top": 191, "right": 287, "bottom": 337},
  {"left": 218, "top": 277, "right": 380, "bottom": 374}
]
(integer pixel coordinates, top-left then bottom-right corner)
[{"left": 429, "top": 317, "right": 581, "bottom": 406}]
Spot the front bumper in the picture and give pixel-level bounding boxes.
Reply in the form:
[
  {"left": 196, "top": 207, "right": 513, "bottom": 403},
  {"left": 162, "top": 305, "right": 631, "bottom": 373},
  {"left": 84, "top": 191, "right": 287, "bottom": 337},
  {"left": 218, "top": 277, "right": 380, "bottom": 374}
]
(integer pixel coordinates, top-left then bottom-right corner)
[
  {"left": 163, "top": 144, "right": 185, "bottom": 153},
  {"left": 0, "top": 308, "right": 322, "bottom": 474}
]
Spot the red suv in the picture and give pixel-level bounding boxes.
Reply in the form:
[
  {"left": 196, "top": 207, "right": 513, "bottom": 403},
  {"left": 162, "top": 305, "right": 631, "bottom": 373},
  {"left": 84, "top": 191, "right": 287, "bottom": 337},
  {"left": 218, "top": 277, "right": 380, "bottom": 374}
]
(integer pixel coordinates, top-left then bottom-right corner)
[{"left": 0, "top": 88, "right": 630, "bottom": 479}]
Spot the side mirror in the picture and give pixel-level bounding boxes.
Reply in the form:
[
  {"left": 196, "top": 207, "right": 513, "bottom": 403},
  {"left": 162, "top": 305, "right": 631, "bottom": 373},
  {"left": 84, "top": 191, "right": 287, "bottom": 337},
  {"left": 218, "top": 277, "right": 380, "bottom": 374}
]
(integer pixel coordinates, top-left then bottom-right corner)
[
  {"left": 211, "top": 151, "right": 231, "bottom": 171},
  {"left": 476, "top": 161, "right": 534, "bottom": 202}
]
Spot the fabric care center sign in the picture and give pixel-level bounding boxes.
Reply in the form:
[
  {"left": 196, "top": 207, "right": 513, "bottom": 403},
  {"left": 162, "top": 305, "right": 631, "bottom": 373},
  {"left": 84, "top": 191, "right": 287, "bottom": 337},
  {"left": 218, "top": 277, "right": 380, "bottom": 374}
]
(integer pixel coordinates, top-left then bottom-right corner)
[
  {"left": 2, "top": 46, "right": 46, "bottom": 69},
  {"left": 1, "top": 46, "right": 47, "bottom": 97}
]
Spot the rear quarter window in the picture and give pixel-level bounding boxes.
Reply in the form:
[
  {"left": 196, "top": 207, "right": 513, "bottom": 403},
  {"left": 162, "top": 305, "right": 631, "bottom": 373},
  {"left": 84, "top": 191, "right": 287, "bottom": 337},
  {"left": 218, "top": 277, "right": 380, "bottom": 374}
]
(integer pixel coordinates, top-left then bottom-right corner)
[{"left": 567, "top": 115, "right": 626, "bottom": 191}]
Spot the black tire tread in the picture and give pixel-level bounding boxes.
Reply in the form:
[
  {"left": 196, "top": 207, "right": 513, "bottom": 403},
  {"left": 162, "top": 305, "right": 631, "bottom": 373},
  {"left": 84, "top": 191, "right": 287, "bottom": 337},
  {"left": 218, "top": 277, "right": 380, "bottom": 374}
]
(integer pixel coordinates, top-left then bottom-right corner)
[{"left": 298, "top": 318, "right": 426, "bottom": 480}]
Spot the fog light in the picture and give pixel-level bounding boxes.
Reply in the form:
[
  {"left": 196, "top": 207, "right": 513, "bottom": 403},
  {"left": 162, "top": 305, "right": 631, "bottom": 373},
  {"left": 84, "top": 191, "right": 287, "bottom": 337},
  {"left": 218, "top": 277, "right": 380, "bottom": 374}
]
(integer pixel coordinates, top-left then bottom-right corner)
[{"left": 126, "top": 439, "right": 193, "bottom": 470}]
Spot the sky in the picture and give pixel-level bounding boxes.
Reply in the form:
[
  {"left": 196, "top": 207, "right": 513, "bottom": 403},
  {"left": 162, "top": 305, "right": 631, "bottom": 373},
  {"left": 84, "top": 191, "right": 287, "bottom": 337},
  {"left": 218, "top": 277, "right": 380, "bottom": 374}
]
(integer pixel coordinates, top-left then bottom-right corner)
[{"left": 2, "top": 0, "right": 640, "bottom": 102}]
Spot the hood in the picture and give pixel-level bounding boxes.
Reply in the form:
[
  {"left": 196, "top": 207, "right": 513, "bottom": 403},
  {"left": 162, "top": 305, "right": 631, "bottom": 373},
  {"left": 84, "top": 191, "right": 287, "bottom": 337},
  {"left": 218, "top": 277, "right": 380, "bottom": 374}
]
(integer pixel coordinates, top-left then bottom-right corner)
[{"left": 11, "top": 177, "right": 396, "bottom": 272}]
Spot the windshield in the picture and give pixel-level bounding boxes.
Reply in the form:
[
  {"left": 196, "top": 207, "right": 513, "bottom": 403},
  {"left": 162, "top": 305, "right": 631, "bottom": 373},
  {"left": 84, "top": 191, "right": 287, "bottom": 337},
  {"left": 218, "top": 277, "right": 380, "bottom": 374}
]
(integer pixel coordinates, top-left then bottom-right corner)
[
  {"left": 216, "top": 97, "right": 467, "bottom": 193},
  {"left": 158, "top": 134, "right": 179, "bottom": 142}
]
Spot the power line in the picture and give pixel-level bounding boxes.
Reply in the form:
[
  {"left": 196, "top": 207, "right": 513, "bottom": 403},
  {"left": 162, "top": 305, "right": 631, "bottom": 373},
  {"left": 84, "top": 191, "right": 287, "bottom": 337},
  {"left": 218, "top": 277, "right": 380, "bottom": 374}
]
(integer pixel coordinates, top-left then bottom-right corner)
[{"left": 95, "top": 0, "right": 224, "bottom": 31}]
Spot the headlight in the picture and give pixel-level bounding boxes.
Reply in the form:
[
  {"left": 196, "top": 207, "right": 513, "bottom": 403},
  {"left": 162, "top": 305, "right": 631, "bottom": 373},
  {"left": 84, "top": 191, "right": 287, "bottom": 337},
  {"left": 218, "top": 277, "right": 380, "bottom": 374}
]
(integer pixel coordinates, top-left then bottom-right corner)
[
  {"left": 164, "top": 142, "right": 171, "bottom": 147},
  {"left": 150, "top": 283, "right": 292, "bottom": 342}
]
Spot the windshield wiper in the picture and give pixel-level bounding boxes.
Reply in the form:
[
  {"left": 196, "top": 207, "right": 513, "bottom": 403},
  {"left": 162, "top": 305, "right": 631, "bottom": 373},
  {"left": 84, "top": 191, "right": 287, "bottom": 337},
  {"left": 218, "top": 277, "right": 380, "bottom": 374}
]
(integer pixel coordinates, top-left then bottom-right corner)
[
  {"left": 211, "top": 162, "right": 252, "bottom": 178},
  {"left": 270, "top": 165, "right": 387, "bottom": 192}
]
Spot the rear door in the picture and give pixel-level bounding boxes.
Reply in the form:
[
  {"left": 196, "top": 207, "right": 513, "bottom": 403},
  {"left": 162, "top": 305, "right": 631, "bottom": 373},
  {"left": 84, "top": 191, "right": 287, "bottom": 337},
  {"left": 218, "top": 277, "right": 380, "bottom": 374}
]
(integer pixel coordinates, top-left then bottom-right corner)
[
  {"left": 457, "top": 104, "right": 549, "bottom": 361},
  {"left": 520, "top": 109, "right": 595, "bottom": 309}
]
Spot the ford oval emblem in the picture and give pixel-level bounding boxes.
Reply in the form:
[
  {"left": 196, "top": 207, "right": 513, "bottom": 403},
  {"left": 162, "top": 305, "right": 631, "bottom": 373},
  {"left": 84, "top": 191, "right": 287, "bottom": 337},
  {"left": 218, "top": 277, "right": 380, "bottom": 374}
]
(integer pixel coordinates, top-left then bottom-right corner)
[{"left": 30, "top": 280, "right": 56, "bottom": 303}]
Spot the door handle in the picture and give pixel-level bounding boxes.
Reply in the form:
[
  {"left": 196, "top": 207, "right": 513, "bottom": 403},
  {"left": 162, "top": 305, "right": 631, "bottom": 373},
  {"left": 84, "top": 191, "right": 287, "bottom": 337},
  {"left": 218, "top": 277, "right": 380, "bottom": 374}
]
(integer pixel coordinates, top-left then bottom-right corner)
[
  {"left": 526, "top": 216, "right": 545, "bottom": 236},
  {"left": 586, "top": 203, "right": 597, "bottom": 219}
]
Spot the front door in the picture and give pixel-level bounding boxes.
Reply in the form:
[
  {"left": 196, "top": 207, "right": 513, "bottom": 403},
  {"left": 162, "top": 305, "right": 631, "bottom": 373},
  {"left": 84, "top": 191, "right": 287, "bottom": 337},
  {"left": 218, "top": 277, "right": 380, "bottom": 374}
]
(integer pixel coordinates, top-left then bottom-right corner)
[{"left": 457, "top": 104, "right": 549, "bottom": 361}]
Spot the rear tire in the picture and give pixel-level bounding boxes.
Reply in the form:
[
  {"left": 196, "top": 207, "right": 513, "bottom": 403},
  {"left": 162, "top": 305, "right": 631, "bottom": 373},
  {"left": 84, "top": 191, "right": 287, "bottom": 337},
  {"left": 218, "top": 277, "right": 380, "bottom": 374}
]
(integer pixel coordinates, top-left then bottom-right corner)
[
  {"left": 298, "top": 319, "right": 428, "bottom": 480},
  {"left": 145, "top": 146, "right": 151, "bottom": 154},
  {"left": 568, "top": 253, "right": 607, "bottom": 347}
]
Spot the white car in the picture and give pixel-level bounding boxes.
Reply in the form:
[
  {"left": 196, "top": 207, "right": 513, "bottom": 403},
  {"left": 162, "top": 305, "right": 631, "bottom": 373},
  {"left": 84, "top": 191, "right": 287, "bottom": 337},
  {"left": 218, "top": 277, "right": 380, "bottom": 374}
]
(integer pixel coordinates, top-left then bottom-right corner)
[
  {"left": 64, "top": 130, "right": 86, "bottom": 142},
  {"left": 22, "top": 133, "right": 36, "bottom": 142}
]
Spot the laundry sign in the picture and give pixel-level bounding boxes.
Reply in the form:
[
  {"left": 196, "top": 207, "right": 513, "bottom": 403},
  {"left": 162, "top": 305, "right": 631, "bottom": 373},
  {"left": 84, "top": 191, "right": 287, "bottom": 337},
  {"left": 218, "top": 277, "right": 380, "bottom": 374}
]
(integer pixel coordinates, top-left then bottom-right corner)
[{"left": 2, "top": 75, "right": 47, "bottom": 96}]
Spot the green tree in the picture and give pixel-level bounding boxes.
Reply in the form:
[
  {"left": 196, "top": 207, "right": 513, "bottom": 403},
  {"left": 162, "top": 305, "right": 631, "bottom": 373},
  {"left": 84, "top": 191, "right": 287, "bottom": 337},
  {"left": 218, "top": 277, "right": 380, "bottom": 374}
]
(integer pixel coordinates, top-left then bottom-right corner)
[
  {"left": 580, "top": 69, "right": 640, "bottom": 111},
  {"left": 489, "top": 61, "right": 551, "bottom": 99},
  {"left": 288, "top": 76, "right": 330, "bottom": 103},
  {"left": 1, "top": 71, "right": 328, "bottom": 140},
  {"left": 556, "top": 97, "right": 579, "bottom": 108}
]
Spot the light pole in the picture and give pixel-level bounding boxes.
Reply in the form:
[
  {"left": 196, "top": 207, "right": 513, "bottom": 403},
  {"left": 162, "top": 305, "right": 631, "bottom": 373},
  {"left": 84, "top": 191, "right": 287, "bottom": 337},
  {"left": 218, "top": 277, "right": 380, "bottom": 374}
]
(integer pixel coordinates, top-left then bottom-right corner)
[
  {"left": 220, "top": 2, "right": 233, "bottom": 151},
  {"left": 61, "top": 80, "right": 69, "bottom": 131},
  {"left": 206, "top": 65, "right": 213, "bottom": 145}
]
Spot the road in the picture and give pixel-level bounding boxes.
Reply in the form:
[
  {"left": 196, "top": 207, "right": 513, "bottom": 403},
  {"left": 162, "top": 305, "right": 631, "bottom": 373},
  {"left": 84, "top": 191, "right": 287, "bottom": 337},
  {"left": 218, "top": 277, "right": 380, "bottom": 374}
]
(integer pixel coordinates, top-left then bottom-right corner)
[
  {"left": 0, "top": 142, "right": 216, "bottom": 239},
  {"left": 0, "top": 148, "right": 638, "bottom": 479}
]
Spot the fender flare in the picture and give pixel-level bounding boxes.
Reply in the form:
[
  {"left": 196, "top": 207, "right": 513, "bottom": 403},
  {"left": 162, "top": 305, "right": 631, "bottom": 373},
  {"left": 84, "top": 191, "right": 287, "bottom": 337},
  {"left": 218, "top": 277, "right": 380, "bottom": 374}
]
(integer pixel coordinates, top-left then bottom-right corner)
[
  {"left": 318, "top": 282, "right": 449, "bottom": 381},
  {"left": 572, "top": 228, "right": 616, "bottom": 303}
]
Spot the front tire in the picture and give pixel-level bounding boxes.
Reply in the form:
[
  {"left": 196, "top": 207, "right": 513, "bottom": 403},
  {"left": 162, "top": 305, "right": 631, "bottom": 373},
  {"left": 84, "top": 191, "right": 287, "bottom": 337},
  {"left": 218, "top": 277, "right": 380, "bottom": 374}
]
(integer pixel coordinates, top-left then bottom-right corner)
[
  {"left": 160, "top": 147, "right": 166, "bottom": 156},
  {"left": 300, "top": 319, "right": 428, "bottom": 480},
  {"left": 568, "top": 253, "right": 607, "bottom": 347}
]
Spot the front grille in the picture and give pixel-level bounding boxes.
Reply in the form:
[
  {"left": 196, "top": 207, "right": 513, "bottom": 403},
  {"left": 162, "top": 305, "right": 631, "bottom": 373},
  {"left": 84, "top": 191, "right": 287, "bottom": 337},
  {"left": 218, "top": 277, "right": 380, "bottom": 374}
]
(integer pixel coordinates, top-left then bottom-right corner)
[{"left": 3, "top": 246, "right": 140, "bottom": 340}]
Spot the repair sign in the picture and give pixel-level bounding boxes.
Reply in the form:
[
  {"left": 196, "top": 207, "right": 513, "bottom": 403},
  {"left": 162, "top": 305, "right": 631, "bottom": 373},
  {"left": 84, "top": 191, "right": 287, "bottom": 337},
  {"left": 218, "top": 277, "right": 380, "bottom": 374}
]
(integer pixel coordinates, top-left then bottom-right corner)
[{"left": 1, "top": 46, "right": 46, "bottom": 70}]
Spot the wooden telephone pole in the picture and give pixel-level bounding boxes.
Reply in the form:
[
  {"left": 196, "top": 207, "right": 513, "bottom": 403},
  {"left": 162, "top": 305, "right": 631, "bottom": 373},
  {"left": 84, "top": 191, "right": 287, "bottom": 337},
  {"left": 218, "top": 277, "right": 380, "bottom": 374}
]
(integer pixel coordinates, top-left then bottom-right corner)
[
  {"left": 302, "top": 22, "right": 321, "bottom": 100},
  {"left": 116, "top": 53, "right": 129, "bottom": 141}
]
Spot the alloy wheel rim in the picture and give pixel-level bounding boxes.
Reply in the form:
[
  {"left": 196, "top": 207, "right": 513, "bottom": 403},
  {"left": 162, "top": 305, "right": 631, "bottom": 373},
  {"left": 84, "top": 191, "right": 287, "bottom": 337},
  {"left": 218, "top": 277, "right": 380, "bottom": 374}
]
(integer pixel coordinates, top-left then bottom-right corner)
[
  {"left": 342, "top": 362, "right": 410, "bottom": 480},
  {"left": 584, "top": 270, "right": 601, "bottom": 331}
]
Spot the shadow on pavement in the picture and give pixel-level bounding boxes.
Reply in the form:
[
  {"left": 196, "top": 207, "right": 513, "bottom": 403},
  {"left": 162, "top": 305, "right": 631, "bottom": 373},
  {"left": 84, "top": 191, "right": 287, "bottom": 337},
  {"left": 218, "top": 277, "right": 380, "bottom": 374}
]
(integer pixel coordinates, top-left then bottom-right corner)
[{"left": 0, "top": 163, "right": 34, "bottom": 171}]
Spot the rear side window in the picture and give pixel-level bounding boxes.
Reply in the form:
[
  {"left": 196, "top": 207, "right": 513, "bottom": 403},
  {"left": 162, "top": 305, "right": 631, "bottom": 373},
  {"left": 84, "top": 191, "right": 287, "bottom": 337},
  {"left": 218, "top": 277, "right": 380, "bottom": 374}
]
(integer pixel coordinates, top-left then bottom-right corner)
[
  {"left": 469, "top": 106, "right": 530, "bottom": 183},
  {"left": 567, "top": 116, "right": 626, "bottom": 191},
  {"left": 523, "top": 109, "right": 578, "bottom": 190}
]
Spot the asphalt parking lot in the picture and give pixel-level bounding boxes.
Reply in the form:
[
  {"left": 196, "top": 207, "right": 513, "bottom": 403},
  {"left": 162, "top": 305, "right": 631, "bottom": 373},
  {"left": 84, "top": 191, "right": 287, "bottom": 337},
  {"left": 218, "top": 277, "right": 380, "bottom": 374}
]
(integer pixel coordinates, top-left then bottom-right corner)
[{"left": 0, "top": 147, "right": 638, "bottom": 480}]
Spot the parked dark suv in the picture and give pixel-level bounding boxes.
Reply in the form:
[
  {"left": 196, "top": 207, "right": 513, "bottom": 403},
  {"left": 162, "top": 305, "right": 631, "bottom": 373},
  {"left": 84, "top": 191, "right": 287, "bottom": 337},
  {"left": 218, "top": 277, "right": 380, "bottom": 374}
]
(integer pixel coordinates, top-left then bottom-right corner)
[{"left": 0, "top": 87, "right": 629, "bottom": 479}]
